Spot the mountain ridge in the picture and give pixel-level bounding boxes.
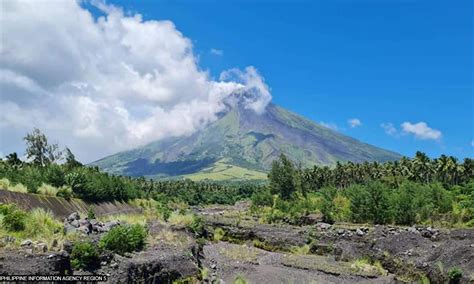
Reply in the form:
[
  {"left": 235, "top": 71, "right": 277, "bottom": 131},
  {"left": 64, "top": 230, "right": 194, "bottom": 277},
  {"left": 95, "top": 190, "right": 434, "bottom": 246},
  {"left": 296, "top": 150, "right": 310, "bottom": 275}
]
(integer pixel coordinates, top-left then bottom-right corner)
[{"left": 92, "top": 102, "right": 402, "bottom": 180}]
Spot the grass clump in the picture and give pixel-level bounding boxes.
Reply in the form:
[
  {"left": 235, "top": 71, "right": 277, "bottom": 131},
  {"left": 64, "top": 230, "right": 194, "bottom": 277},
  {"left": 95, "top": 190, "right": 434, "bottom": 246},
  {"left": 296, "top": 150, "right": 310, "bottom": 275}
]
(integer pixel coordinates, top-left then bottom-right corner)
[
  {"left": 70, "top": 240, "right": 100, "bottom": 270},
  {"left": 291, "top": 244, "right": 310, "bottom": 255},
  {"left": 448, "top": 267, "right": 462, "bottom": 283},
  {"left": 168, "top": 212, "right": 195, "bottom": 227},
  {"left": 0, "top": 204, "right": 27, "bottom": 231},
  {"left": 351, "top": 258, "right": 387, "bottom": 276},
  {"left": 99, "top": 213, "right": 146, "bottom": 226},
  {"left": 213, "top": 227, "right": 225, "bottom": 241},
  {"left": 99, "top": 224, "right": 147, "bottom": 255},
  {"left": 37, "top": 183, "right": 59, "bottom": 196},
  {"left": 0, "top": 178, "right": 28, "bottom": 193},
  {"left": 24, "top": 208, "right": 62, "bottom": 237},
  {"left": 233, "top": 274, "right": 248, "bottom": 284}
]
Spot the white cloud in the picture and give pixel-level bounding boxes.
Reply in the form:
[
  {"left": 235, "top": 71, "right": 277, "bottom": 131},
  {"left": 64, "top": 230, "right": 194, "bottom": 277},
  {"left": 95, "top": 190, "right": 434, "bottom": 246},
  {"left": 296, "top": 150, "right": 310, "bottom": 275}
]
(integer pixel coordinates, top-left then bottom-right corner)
[
  {"left": 0, "top": 0, "right": 271, "bottom": 162},
  {"left": 210, "top": 48, "right": 223, "bottom": 56},
  {"left": 381, "top": 122, "right": 397, "bottom": 136},
  {"left": 320, "top": 121, "right": 339, "bottom": 131},
  {"left": 401, "top": 122, "right": 442, "bottom": 140},
  {"left": 471, "top": 140, "right": 474, "bottom": 147},
  {"left": 348, "top": 118, "right": 361, "bottom": 128}
]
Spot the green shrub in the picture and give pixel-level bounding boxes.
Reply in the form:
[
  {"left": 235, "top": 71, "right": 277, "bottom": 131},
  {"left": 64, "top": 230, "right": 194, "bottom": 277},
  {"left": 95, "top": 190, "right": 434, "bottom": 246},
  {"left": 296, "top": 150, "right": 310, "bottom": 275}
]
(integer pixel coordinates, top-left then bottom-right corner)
[
  {"left": 448, "top": 267, "right": 462, "bottom": 283},
  {"left": 37, "top": 183, "right": 59, "bottom": 196},
  {"left": 99, "top": 224, "right": 147, "bottom": 255},
  {"left": 187, "top": 215, "right": 205, "bottom": 237},
  {"left": 251, "top": 188, "right": 273, "bottom": 207},
  {"left": 87, "top": 206, "right": 96, "bottom": 220},
  {"left": 213, "top": 227, "right": 225, "bottom": 241},
  {"left": 70, "top": 241, "right": 100, "bottom": 270},
  {"left": 56, "top": 187, "right": 73, "bottom": 200},
  {"left": 1, "top": 204, "right": 27, "bottom": 231},
  {"left": 24, "top": 208, "right": 62, "bottom": 237}
]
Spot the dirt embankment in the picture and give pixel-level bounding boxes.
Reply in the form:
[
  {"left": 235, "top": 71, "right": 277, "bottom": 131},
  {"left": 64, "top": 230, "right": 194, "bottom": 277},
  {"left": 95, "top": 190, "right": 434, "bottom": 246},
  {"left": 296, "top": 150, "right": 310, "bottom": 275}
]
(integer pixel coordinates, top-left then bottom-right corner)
[{"left": 0, "top": 190, "right": 141, "bottom": 218}]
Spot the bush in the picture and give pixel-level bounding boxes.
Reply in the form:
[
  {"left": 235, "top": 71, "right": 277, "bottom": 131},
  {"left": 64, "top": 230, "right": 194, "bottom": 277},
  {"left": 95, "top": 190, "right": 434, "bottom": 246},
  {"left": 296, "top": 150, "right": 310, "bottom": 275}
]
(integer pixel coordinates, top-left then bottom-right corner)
[
  {"left": 448, "top": 267, "right": 462, "bottom": 283},
  {"left": 70, "top": 241, "right": 100, "bottom": 270},
  {"left": 99, "top": 224, "right": 147, "bottom": 255},
  {"left": 188, "top": 215, "right": 205, "bottom": 237},
  {"left": 251, "top": 188, "right": 273, "bottom": 208},
  {"left": 56, "top": 187, "right": 73, "bottom": 200},
  {"left": 213, "top": 227, "right": 225, "bottom": 241},
  {"left": 24, "top": 208, "right": 62, "bottom": 237},
  {"left": 37, "top": 183, "right": 59, "bottom": 196},
  {"left": 0, "top": 204, "right": 27, "bottom": 231}
]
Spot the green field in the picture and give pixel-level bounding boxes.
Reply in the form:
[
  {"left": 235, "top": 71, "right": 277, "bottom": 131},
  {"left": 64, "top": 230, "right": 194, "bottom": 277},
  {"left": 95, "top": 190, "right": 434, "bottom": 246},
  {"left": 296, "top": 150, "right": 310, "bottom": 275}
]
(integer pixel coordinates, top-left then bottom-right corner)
[{"left": 181, "top": 160, "right": 267, "bottom": 181}]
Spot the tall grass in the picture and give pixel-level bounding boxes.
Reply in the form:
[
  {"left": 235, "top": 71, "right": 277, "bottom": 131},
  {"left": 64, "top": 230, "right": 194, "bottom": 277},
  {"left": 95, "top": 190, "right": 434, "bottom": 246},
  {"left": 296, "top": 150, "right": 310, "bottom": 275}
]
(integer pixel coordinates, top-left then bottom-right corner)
[
  {"left": 168, "top": 212, "right": 194, "bottom": 227},
  {"left": 0, "top": 178, "right": 28, "bottom": 193},
  {"left": 37, "top": 183, "right": 59, "bottom": 196},
  {"left": 0, "top": 206, "right": 66, "bottom": 249},
  {"left": 99, "top": 213, "right": 147, "bottom": 226}
]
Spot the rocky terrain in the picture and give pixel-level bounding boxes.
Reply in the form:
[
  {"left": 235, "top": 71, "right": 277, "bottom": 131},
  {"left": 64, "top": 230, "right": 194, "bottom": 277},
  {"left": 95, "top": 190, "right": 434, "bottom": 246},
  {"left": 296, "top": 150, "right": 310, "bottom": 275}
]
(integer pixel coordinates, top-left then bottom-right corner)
[{"left": 1, "top": 208, "right": 473, "bottom": 283}]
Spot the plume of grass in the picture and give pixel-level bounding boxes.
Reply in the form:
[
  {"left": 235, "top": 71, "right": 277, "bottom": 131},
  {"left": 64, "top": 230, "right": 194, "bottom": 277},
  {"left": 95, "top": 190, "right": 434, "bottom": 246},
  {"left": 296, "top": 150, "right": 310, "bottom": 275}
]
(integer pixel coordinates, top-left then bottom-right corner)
[
  {"left": 168, "top": 212, "right": 195, "bottom": 227},
  {"left": 0, "top": 178, "right": 28, "bottom": 193},
  {"left": 0, "top": 178, "right": 11, "bottom": 190},
  {"left": 37, "top": 183, "right": 59, "bottom": 196},
  {"left": 99, "top": 213, "right": 147, "bottom": 226}
]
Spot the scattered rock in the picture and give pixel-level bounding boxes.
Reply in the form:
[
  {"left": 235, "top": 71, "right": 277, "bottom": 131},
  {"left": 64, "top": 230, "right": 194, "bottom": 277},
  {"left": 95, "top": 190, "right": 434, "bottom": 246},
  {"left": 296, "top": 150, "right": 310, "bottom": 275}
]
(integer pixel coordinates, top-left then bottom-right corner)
[
  {"left": 34, "top": 242, "right": 48, "bottom": 253},
  {"left": 356, "top": 229, "right": 365, "bottom": 236},
  {"left": 20, "top": 239, "right": 32, "bottom": 247},
  {"left": 317, "top": 223, "right": 332, "bottom": 230},
  {"left": 67, "top": 212, "right": 80, "bottom": 222}
]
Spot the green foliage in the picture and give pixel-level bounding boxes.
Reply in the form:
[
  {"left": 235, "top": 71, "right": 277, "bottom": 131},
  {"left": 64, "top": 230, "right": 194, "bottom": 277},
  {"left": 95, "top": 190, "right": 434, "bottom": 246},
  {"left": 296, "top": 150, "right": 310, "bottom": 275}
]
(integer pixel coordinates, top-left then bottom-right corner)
[
  {"left": 213, "top": 227, "right": 225, "bottom": 241},
  {"left": 269, "top": 154, "right": 297, "bottom": 200},
  {"left": 99, "top": 224, "right": 147, "bottom": 255},
  {"left": 0, "top": 204, "right": 27, "bottom": 231},
  {"left": 250, "top": 187, "right": 273, "bottom": 207},
  {"left": 70, "top": 241, "right": 100, "bottom": 270},
  {"left": 56, "top": 187, "right": 73, "bottom": 200},
  {"left": 87, "top": 206, "right": 96, "bottom": 220},
  {"left": 448, "top": 267, "right": 462, "bottom": 282},
  {"left": 233, "top": 275, "right": 248, "bottom": 284},
  {"left": 24, "top": 128, "right": 62, "bottom": 167},
  {"left": 187, "top": 215, "right": 205, "bottom": 237}
]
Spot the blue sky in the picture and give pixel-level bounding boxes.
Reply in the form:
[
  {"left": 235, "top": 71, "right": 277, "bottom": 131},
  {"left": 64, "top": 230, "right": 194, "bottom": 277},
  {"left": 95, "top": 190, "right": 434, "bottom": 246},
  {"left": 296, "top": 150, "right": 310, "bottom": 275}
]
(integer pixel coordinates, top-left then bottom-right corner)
[{"left": 100, "top": 0, "right": 473, "bottom": 159}]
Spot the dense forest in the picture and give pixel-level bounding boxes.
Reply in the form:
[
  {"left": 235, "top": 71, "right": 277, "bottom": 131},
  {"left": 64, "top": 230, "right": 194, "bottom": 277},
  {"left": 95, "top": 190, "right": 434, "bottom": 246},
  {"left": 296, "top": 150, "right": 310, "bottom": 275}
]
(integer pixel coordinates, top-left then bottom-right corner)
[{"left": 1, "top": 129, "right": 473, "bottom": 227}]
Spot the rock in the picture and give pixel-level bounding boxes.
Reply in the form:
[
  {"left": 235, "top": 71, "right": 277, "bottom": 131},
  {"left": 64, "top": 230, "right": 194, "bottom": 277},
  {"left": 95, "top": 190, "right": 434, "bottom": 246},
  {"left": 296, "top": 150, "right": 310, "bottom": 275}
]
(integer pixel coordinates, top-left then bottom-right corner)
[
  {"left": 62, "top": 240, "right": 73, "bottom": 254},
  {"left": 110, "top": 262, "right": 118, "bottom": 269},
  {"left": 34, "top": 242, "right": 48, "bottom": 253},
  {"left": 210, "top": 263, "right": 217, "bottom": 269},
  {"left": 51, "top": 239, "right": 59, "bottom": 248},
  {"left": 78, "top": 226, "right": 90, "bottom": 235},
  {"left": 20, "top": 240, "right": 33, "bottom": 247},
  {"left": 317, "top": 223, "right": 332, "bottom": 230},
  {"left": 337, "top": 229, "right": 345, "bottom": 235},
  {"left": 90, "top": 219, "right": 98, "bottom": 226},
  {"left": 104, "top": 220, "right": 120, "bottom": 231},
  {"left": 356, "top": 229, "right": 365, "bottom": 236},
  {"left": 4, "top": 236, "right": 15, "bottom": 243},
  {"left": 80, "top": 219, "right": 91, "bottom": 227},
  {"left": 70, "top": 220, "right": 80, "bottom": 228},
  {"left": 64, "top": 224, "right": 77, "bottom": 234},
  {"left": 67, "top": 212, "right": 80, "bottom": 222},
  {"left": 300, "top": 213, "right": 323, "bottom": 225}
]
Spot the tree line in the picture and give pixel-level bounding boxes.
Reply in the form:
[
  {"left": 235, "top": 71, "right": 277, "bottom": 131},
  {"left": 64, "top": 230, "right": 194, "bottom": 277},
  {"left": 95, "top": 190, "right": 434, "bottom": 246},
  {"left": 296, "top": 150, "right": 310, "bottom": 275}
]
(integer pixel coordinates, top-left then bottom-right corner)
[
  {"left": 263, "top": 154, "right": 473, "bottom": 226},
  {"left": 0, "top": 129, "right": 261, "bottom": 204}
]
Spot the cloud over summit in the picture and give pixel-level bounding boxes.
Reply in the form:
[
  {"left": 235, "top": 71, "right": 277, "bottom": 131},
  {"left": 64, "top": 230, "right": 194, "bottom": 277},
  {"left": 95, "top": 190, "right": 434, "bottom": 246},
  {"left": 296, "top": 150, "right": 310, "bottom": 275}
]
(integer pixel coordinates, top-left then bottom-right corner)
[{"left": 0, "top": 0, "right": 271, "bottom": 162}]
